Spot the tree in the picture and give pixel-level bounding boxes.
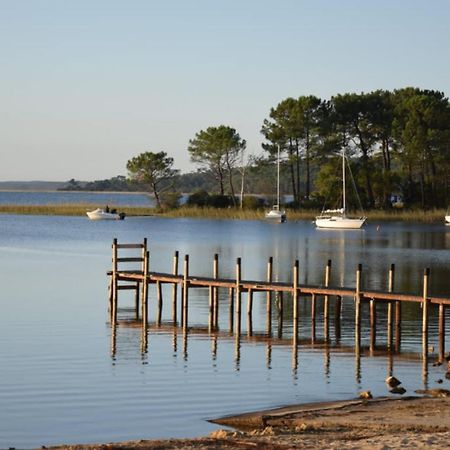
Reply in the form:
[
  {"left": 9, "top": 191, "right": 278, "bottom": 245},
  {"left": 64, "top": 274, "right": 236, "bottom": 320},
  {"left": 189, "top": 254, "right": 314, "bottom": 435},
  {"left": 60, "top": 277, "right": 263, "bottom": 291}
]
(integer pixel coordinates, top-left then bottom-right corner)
[
  {"left": 261, "top": 96, "right": 323, "bottom": 204},
  {"left": 126, "top": 151, "right": 178, "bottom": 208},
  {"left": 188, "top": 126, "right": 246, "bottom": 205},
  {"left": 392, "top": 88, "right": 450, "bottom": 208}
]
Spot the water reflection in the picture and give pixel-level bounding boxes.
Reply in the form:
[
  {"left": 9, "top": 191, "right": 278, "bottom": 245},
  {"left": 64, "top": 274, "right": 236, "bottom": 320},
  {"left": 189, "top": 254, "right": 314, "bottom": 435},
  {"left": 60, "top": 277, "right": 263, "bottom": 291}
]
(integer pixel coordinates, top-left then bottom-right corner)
[
  {"left": 110, "top": 316, "right": 437, "bottom": 391},
  {"left": 2, "top": 214, "right": 449, "bottom": 449}
]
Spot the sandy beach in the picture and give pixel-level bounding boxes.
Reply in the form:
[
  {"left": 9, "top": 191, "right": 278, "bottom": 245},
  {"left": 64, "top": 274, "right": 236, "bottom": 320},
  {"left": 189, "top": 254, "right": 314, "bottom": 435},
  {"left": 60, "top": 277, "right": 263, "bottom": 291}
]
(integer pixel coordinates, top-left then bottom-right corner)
[{"left": 47, "top": 393, "right": 450, "bottom": 449}]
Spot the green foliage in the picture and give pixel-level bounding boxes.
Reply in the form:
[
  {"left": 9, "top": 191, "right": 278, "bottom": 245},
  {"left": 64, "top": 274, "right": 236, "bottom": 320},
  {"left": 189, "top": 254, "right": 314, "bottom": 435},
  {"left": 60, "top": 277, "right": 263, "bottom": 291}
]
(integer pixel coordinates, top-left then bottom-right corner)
[
  {"left": 160, "top": 192, "right": 181, "bottom": 209},
  {"left": 187, "top": 190, "right": 210, "bottom": 207},
  {"left": 188, "top": 125, "right": 246, "bottom": 204},
  {"left": 127, "top": 151, "right": 179, "bottom": 208},
  {"left": 241, "top": 196, "right": 265, "bottom": 210}
]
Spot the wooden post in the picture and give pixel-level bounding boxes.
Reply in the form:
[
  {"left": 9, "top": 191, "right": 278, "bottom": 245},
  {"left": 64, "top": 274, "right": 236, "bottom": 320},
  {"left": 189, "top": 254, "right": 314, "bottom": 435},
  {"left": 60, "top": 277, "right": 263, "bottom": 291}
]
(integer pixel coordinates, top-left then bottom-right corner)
[
  {"left": 293, "top": 260, "right": 299, "bottom": 342},
  {"left": 422, "top": 268, "right": 430, "bottom": 360},
  {"left": 355, "top": 264, "right": 362, "bottom": 352},
  {"left": 182, "top": 255, "right": 189, "bottom": 330},
  {"left": 141, "top": 250, "right": 149, "bottom": 327},
  {"left": 172, "top": 251, "right": 179, "bottom": 325},
  {"left": 369, "top": 298, "right": 376, "bottom": 353},
  {"left": 135, "top": 282, "right": 140, "bottom": 320},
  {"left": 247, "top": 288, "right": 253, "bottom": 336},
  {"left": 324, "top": 259, "right": 331, "bottom": 342},
  {"left": 324, "top": 259, "right": 331, "bottom": 319},
  {"left": 266, "top": 257, "right": 273, "bottom": 336},
  {"left": 334, "top": 295, "right": 342, "bottom": 343},
  {"left": 311, "top": 293, "right": 316, "bottom": 342},
  {"left": 277, "top": 291, "right": 284, "bottom": 338},
  {"left": 235, "top": 258, "right": 242, "bottom": 335},
  {"left": 438, "top": 303, "right": 445, "bottom": 363},
  {"left": 156, "top": 281, "right": 163, "bottom": 326},
  {"left": 136, "top": 238, "right": 147, "bottom": 321},
  {"left": 387, "top": 264, "right": 395, "bottom": 349},
  {"left": 213, "top": 253, "right": 219, "bottom": 328},
  {"left": 229, "top": 287, "right": 234, "bottom": 333},
  {"left": 111, "top": 238, "right": 118, "bottom": 324}
]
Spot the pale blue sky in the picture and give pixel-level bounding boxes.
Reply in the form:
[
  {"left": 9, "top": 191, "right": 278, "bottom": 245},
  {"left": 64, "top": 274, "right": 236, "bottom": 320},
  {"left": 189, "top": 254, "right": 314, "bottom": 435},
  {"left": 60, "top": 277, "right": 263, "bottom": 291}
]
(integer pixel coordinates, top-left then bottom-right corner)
[{"left": 1, "top": 0, "right": 449, "bottom": 181}]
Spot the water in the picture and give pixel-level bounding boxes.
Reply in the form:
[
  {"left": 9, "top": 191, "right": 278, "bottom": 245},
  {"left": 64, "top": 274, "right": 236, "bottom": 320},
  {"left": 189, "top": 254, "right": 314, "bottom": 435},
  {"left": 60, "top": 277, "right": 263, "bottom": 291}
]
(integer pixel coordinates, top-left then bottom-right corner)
[
  {"left": 1, "top": 207, "right": 449, "bottom": 448},
  {"left": 0, "top": 190, "right": 154, "bottom": 207}
]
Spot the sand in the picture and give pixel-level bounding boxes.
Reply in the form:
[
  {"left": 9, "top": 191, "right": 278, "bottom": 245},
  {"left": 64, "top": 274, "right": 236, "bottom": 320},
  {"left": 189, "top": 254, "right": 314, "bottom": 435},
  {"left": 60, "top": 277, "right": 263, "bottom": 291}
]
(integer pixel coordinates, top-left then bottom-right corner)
[{"left": 46, "top": 393, "right": 450, "bottom": 450}]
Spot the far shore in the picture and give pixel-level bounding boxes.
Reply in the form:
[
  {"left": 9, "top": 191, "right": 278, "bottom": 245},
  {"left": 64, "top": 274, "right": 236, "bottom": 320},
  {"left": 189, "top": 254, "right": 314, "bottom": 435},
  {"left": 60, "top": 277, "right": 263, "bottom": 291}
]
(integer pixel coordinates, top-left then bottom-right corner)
[{"left": 0, "top": 204, "right": 448, "bottom": 223}]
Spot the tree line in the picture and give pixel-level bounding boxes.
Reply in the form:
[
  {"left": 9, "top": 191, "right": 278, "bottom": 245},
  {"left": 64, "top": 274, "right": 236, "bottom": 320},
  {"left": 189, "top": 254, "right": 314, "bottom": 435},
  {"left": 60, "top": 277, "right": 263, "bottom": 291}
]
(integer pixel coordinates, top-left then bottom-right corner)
[{"left": 64, "top": 87, "right": 450, "bottom": 210}]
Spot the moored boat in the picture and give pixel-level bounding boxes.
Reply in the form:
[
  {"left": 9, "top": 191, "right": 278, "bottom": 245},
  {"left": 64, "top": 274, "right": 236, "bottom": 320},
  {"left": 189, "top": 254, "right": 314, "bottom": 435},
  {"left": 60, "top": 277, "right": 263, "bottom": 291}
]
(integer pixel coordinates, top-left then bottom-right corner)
[
  {"left": 86, "top": 208, "right": 125, "bottom": 220},
  {"left": 265, "top": 145, "right": 287, "bottom": 223},
  {"left": 315, "top": 148, "right": 366, "bottom": 230},
  {"left": 265, "top": 205, "right": 287, "bottom": 223}
]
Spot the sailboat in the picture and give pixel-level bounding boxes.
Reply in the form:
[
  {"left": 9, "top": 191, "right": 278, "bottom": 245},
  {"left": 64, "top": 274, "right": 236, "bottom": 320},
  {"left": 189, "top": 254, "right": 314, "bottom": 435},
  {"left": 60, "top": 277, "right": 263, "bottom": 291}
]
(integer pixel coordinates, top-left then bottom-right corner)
[
  {"left": 265, "top": 145, "right": 286, "bottom": 223},
  {"left": 315, "top": 148, "right": 366, "bottom": 229}
]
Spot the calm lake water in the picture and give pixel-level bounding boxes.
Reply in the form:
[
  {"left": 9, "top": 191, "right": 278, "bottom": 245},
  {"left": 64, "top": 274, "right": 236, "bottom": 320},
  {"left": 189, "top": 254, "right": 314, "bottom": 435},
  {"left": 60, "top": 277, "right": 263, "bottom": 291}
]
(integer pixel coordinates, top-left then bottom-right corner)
[
  {"left": 0, "top": 190, "right": 154, "bottom": 206},
  {"left": 1, "top": 195, "right": 450, "bottom": 448}
]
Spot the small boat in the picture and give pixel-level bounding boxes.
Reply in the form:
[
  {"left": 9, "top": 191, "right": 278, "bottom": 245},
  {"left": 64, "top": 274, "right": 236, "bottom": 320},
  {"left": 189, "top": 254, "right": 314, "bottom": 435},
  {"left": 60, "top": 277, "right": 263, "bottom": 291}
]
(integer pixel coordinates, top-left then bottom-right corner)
[
  {"left": 86, "top": 208, "right": 125, "bottom": 220},
  {"left": 315, "top": 148, "right": 366, "bottom": 229},
  {"left": 265, "top": 205, "right": 287, "bottom": 223},
  {"left": 445, "top": 213, "right": 450, "bottom": 224},
  {"left": 265, "top": 145, "right": 287, "bottom": 223}
]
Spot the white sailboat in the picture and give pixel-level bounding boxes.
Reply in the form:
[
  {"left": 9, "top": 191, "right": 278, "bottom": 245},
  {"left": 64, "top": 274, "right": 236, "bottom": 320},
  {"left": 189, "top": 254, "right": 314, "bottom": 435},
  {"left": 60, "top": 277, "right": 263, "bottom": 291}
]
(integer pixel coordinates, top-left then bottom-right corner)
[
  {"left": 315, "top": 148, "right": 366, "bottom": 229},
  {"left": 265, "top": 145, "right": 286, "bottom": 223}
]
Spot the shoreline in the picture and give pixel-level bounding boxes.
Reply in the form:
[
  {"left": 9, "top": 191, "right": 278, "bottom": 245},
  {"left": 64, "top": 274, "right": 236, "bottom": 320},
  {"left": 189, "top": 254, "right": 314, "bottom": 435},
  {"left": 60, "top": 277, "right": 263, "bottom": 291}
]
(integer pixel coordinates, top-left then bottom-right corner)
[
  {"left": 47, "top": 395, "right": 450, "bottom": 449},
  {"left": 0, "top": 204, "right": 448, "bottom": 223}
]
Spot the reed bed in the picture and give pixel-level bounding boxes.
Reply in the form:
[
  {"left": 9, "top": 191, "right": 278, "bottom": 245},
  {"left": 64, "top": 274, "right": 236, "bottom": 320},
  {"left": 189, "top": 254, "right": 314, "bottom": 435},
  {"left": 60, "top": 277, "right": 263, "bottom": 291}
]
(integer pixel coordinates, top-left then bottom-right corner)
[
  {"left": 0, "top": 203, "right": 447, "bottom": 223},
  {"left": 0, "top": 204, "right": 154, "bottom": 217},
  {"left": 162, "top": 206, "right": 448, "bottom": 223}
]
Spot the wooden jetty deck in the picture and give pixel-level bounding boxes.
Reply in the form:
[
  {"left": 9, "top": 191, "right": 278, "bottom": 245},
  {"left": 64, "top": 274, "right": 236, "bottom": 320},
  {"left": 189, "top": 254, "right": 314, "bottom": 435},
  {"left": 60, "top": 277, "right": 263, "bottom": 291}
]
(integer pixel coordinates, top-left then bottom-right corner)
[{"left": 107, "top": 239, "right": 450, "bottom": 362}]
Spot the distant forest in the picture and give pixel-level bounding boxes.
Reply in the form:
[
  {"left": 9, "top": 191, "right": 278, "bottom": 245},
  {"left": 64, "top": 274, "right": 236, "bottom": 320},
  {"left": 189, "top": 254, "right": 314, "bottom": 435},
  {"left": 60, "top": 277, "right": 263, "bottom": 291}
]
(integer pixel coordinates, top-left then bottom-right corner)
[{"left": 59, "top": 87, "right": 449, "bottom": 210}]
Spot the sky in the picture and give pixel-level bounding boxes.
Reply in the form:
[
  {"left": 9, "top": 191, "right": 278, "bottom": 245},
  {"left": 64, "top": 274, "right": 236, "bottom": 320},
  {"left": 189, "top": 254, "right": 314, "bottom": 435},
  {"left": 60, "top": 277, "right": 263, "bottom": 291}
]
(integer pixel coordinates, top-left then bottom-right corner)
[{"left": 1, "top": 0, "right": 450, "bottom": 181}]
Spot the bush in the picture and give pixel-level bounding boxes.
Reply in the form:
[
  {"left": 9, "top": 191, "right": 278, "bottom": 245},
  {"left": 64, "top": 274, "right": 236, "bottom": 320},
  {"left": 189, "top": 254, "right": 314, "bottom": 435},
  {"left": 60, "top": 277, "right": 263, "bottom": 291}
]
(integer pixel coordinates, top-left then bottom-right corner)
[
  {"left": 241, "top": 196, "right": 265, "bottom": 210},
  {"left": 161, "top": 192, "right": 181, "bottom": 209},
  {"left": 187, "top": 190, "right": 210, "bottom": 207},
  {"left": 207, "top": 195, "right": 235, "bottom": 208}
]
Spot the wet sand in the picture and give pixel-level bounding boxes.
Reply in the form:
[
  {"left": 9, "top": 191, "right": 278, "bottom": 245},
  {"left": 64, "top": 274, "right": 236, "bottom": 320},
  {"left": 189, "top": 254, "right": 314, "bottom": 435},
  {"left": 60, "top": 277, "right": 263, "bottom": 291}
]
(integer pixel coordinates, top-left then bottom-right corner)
[{"left": 48, "top": 394, "right": 450, "bottom": 449}]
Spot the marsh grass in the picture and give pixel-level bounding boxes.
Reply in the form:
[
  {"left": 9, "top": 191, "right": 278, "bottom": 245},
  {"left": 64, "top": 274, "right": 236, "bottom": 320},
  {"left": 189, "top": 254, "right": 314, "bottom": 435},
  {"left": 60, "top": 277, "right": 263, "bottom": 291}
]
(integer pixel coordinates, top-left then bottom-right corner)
[
  {"left": 0, "top": 203, "right": 447, "bottom": 223},
  {"left": 0, "top": 204, "right": 155, "bottom": 217}
]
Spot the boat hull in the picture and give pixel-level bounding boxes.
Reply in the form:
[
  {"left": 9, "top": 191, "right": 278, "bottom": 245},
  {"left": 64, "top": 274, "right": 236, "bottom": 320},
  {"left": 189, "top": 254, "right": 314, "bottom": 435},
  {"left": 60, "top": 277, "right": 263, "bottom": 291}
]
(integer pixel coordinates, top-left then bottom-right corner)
[
  {"left": 265, "top": 209, "right": 287, "bottom": 223},
  {"left": 315, "top": 216, "right": 366, "bottom": 229},
  {"left": 86, "top": 209, "right": 125, "bottom": 220}
]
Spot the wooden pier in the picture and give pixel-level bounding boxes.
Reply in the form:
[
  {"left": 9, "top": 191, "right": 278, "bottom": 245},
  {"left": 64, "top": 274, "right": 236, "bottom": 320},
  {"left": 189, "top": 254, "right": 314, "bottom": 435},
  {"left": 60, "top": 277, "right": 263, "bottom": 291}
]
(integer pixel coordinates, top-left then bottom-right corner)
[{"left": 107, "top": 239, "right": 450, "bottom": 362}]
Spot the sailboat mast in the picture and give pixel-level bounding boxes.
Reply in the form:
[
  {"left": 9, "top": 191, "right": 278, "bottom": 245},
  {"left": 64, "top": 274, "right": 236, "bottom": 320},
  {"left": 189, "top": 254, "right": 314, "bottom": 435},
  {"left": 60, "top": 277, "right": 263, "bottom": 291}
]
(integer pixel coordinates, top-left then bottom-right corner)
[
  {"left": 277, "top": 145, "right": 280, "bottom": 207},
  {"left": 342, "top": 147, "right": 346, "bottom": 214}
]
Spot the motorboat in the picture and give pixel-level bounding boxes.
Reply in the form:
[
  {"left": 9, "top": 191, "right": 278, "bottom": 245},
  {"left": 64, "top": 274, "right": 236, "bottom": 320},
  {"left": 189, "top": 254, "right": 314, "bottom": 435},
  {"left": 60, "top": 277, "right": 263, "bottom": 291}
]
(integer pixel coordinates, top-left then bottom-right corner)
[
  {"left": 315, "top": 148, "right": 366, "bottom": 229},
  {"left": 265, "top": 145, "right": 287, "bottom": 223},
  {"left": 86, "top": 208, "right": 125, "bottom": 220}
]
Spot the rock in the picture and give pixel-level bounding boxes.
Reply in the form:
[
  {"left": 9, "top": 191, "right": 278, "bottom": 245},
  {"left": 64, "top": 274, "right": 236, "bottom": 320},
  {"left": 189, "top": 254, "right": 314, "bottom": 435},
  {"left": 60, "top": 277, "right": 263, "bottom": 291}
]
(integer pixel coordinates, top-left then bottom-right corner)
[
  {"left": 358, "top": 390, "right": 373, "bottom": 399},
  {"left": 436, "top": 379, "right": 443, "bottom": 384},
  {"left": 415, "top": 388, "right": 450, "bottom": 397},
  {"left": 445, "top": 371, "right": 450, "bottom": 380},
  {"left": 390, "top": 386, "right": 406, "bottom": 395},
  {"left": 261, "top": 426, "right": 274, "bottom": 436},
  {"left": 210, "top": 429, "right": 230, "bottom": 439},
  {"left": 385, "top": 376, "right": 402, "bottom": 388}
]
